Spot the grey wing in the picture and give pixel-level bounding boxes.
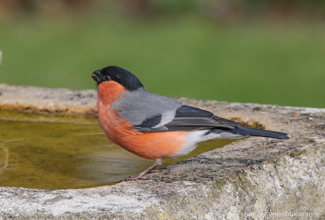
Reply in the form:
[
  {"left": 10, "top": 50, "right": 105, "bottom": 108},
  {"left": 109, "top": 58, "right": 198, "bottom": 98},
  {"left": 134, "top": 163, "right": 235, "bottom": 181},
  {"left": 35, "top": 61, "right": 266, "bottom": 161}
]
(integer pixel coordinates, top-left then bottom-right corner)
[
  {"left": 133, "top": 105, "right": 240, "bottom": 133},
  {"left": 112, "top": 88, "right": 182, "bottom": 128},
  {"left": 131, "top": 103, "right": 289, "bottom": 140}
]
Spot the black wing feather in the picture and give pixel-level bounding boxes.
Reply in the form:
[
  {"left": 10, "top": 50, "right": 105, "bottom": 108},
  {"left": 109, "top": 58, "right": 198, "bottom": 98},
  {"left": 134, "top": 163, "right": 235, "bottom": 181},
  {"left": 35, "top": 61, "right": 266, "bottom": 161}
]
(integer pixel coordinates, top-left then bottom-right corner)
[
  {"left": 133, "top": 105, "right": 239, "bottom": 133},
  {"left": 175, "top": 105, "right": 213, "bottom": 117},
  {"left": 135, "top": 115, "right": 162, "bottom": 128},
  {"left": 164, "top": 105, "right": 239, "bottom": 131},
  {"left": 131, "top": 105, "right": 289, "bottom": 139}
]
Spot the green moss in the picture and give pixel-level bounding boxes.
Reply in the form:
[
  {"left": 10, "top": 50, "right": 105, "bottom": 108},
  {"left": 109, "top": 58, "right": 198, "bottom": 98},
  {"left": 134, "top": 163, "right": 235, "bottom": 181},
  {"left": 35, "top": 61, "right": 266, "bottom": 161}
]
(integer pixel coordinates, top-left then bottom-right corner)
[
  {"left": 289, "top": 150, "right": 305, "bottom": 158},
  {"left": 212, "top": 179, "right": 227, "bottom": 191},
  {"left": 235, "top": 172, "right": 257, "bottom": 195}
]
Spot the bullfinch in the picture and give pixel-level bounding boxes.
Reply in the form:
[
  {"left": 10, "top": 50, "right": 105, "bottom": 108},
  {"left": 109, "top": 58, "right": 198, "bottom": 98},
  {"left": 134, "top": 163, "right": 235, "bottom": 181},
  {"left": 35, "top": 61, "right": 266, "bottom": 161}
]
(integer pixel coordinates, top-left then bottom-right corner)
[{"left": 92, "top": 66, "right": 289, "bottom": 181}]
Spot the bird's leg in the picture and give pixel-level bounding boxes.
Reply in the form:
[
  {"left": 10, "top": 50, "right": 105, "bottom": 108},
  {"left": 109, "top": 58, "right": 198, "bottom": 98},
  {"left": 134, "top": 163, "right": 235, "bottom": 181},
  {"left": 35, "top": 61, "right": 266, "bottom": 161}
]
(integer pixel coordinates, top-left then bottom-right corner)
[{"left": 120, "top": 158, "right": 163, "bottom": 182}]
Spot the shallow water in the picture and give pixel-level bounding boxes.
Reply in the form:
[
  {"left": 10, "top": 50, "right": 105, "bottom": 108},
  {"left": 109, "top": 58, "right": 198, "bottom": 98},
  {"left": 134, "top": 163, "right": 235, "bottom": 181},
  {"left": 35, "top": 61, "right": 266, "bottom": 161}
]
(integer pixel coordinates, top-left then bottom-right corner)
[{"left": 0, "top": 110, "right": 234, "bottom": 189}]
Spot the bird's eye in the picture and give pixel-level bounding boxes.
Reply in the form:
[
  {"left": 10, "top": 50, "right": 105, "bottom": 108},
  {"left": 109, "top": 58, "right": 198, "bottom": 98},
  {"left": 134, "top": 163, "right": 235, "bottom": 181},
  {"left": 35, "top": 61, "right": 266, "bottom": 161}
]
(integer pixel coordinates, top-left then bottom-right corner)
[{"left": 103, "top": 75, "right": 111, "bottom": 81}]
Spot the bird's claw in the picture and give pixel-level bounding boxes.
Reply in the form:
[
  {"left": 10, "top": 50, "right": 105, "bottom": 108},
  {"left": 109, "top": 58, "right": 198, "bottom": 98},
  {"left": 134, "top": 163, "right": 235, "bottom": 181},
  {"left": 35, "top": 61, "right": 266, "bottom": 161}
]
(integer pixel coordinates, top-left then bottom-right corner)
[
  {"left": 148, "top": 167, "right": 170, "bottom": 173},
  {"left": 119, "top": 175, "right": 152, "bottom": 182}
]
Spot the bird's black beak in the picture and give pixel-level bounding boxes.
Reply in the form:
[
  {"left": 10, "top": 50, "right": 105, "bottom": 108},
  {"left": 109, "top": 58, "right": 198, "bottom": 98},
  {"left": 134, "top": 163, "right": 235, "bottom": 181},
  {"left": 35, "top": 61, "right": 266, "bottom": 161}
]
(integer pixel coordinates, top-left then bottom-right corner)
[{"left": 92, "top": 70, "right": 102, "bottom": 85}]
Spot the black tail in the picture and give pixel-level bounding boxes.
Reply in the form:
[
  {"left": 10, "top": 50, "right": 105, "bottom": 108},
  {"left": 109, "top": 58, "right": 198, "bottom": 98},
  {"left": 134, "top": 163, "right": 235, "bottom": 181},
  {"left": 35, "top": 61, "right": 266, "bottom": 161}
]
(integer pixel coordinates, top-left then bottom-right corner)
[{"left": 232, "top": 126, "right": 289, "bottom": 139}]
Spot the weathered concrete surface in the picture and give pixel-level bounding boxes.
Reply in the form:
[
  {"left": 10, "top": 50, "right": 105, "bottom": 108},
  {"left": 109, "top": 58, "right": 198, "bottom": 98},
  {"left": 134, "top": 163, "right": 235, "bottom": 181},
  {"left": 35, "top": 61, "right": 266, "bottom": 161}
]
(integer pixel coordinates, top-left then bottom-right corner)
[
  {"left": 0, "top": 84, "right": 97, "bottom": 115},
  {"left": 0, "top": 84, "right": 324, "bottom": 219}
]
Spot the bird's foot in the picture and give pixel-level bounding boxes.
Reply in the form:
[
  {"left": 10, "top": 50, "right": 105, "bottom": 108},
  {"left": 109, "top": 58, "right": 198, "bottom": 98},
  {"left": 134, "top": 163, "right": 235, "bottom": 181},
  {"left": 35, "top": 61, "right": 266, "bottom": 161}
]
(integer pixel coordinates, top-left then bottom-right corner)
[
  {"left": 119, "top": 175, "right": 152, "bottom": 182},
  {"left": 148, "top": 167, "right": 170, "bottom": 173},
  {"left": 119, "top": 159, "right": 164, "bottom": 182}
]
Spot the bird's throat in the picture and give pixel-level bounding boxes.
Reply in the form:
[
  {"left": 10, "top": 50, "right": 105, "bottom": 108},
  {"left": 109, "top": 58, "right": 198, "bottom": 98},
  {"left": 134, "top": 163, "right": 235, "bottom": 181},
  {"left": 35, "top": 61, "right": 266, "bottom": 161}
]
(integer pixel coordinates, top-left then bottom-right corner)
[{"left": 97, "top": 81, "right": 126, "bottom": 105}]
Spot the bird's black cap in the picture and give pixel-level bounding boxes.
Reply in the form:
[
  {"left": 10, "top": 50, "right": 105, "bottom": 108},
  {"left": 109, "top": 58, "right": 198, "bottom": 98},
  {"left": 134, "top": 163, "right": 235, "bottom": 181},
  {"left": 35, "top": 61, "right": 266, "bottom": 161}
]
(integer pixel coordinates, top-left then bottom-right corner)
[{"left": 92, "top": 66, "right": 144, "bottom": 91}]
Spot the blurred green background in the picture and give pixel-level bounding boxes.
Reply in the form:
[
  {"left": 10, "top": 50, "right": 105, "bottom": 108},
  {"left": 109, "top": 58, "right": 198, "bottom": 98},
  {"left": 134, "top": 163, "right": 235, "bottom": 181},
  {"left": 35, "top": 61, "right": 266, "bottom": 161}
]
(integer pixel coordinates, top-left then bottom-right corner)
[{"left": 0, "top": 0, "right": 324, "bottom": 108}]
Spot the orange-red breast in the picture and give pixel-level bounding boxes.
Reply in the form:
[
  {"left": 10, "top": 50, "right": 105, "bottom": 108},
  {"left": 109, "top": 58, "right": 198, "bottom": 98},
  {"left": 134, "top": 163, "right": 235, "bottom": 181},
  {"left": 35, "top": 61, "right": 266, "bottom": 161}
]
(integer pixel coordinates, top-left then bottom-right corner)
[{"left": 92, "top": 66, "right": 289, "bottom": 181}]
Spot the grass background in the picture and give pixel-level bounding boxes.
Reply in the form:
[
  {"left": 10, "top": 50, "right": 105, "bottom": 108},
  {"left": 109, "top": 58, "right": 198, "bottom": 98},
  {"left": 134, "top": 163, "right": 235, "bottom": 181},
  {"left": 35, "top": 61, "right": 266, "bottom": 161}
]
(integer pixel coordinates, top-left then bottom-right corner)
[{"left": 1, "top": 14, "right": 325, "bottom": 108}]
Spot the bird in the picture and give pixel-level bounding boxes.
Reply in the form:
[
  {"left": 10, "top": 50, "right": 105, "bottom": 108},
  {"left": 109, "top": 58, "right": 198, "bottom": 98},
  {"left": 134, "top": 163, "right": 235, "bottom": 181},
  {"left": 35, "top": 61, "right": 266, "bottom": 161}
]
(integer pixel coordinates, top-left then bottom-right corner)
[{"left": 91, "top": 66, "right": 289, "bottom": 181}]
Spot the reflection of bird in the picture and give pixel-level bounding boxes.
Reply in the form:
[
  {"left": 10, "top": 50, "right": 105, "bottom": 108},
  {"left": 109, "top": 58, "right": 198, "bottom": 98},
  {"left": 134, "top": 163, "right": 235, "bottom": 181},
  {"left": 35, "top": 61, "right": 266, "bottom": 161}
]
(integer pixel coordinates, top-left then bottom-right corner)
[
  {"left": 92, "top": 66, "right": 289, "bottom": 181},
  {"left": 0, "top": 146, "right": 9, "bottom": 175}
]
